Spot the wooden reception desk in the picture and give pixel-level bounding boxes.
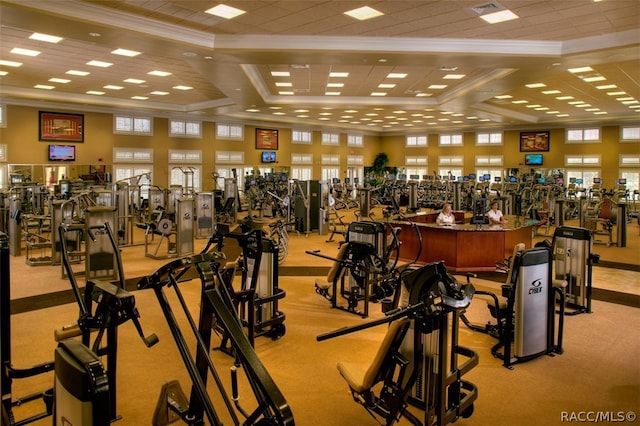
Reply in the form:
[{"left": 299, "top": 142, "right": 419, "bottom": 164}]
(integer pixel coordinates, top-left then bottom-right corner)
[{"left": 394, "top": 215, "right": 535, "bottom": 272}]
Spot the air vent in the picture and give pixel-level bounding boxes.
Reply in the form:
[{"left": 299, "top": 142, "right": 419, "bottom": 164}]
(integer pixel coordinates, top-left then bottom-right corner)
[
  {"left": 294, "top": 88, "right": 309, "bottom": 93},
  {"left": 471, "top": 2, "right": 504, "bottom": 15}
]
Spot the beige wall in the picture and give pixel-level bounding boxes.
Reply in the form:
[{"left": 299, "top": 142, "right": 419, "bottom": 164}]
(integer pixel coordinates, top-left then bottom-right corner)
[{"left": 1, "top": 104, "right": 637, "bottom": 190}]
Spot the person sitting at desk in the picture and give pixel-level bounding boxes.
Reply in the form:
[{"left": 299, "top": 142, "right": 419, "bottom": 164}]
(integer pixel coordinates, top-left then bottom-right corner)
[
  {"left": 488, "top": 200, "right": 508, "bottom": 225},
  {"left": 436, "top": 203, "right": 455, "bottom": 225}
]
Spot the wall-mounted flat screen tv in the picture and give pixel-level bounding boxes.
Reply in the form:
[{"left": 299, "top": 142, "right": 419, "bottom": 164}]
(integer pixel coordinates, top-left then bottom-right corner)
[
  {"left": 261, "top": 151, "right": 276, "bottom": 163},
  {"left": 48, "top": 145, "right": 75, "bottom": 161},
  {"left": 525, "top": 153, "right": 543, "bottom": 166}
]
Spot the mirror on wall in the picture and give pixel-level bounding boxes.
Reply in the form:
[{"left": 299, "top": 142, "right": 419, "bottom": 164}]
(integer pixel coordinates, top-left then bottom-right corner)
[{"left": 5, "top": 164, "right": 112, "bottom": 190}]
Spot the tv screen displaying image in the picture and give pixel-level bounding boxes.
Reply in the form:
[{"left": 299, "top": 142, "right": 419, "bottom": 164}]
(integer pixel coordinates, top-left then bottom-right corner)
[
  {"left": 525, "top": 153, "right": 543, "bottom": 166},
  {"left": 48, "top": 145, "right": 75, "bottom": 161},
  {"left": 261, "top": 151, "right": 276, "bottom": 163}
]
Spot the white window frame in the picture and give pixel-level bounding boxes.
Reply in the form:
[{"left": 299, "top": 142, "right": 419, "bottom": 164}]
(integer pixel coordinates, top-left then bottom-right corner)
[
  {"left": 321, "top": 132, "right": 340, "bottom": 145},
  {"left": 347, "top": 155, "right": 364, "bottom": 165},
  {"left": 216, "top": 151, "right": 244, "bottom": 164},
  {"left": 438, "top": 155, "right": 464, "bottom": 166},
  {"left": 476, "top": 131, "right": 503, "bottom": 145},
  {"left": 619, "top": 154, "right": 640, "bottom": 168},
  {"left": 291, "top": 153, "right": 313, "bottom": 165},
  {"left": 292, "top": 129, "right": 313, "bottom": 144},
  {"left": 113, "top": 114, "right": 153, "bottom": 135},
  {"left": 406, "top": 135, "right": 427, "bottom": 147},
  {"left": 113, "top": 147, "right": 153, "bottom": 163},
  {"left": 216, "top": 123, "right": 244, "bottom": 140},
  {"left": 439, "top": 133, "right": 463, "bottom": 146},
  {"left": 621, "top": 126, "right": 640, "bottom": 142},
  {"left": 169, "top": 149, "right": 202, "bottom": 164},
  {"left": 347, "top": 134, "right": 364, "bottom": 147},
  {"left": 475, "top": 155, "right": 503, "bottom": 167},
  {"left": 321, "top": 154, "right": 340, "bottom": 165},
  {"left": 565, "top": 155, "right": 601, "bottom": 167},
  {"left": 404, "top": 155, "right": 429, "bottom": 167},
  {"left": 566, "top": 127, "right": 601, "bottom": 143},
  {"left": 169, "top": 118, "right": 202, "bottom": 138}
]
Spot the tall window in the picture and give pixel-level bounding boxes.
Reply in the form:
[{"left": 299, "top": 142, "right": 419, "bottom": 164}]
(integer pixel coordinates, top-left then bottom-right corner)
[
  {"left": 0, "top": 143, "right": 6, "bottom": 189},
  {"left": 0, "top": 104, "right": 6, "bottom": 128},
  {"left": 168, "top": 150, "right": 202, "bottom": 193},
  {"left": 405, "top": 156, "right": 428, "bottom": 179},
  {"left": 112, "top": 148, "right": 153, "bottom": 199},
  {"left": 292, "top": 153, "right": 313, "bottom": 180},
  {"left": 565, "top": 154, "right": 601, "bottom": 188},
  {"left": 438, "top": 155, "right": 463, "bottom": 178},
  {"left": 321, "top": 154, "right": 340, "bottom": 181},
  {"left": 475, "top": 155, "right": 503, "bottom": 181},
  {"left": 619, "top": 154, "right": 640, "bottom": 192},
  {"left": 215, "top": 151, "right": 245, "bottom": 193}
]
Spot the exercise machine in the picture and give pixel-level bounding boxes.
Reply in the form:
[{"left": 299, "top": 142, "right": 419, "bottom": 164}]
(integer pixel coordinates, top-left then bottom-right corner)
[
  {"left": 1, "top": 232, "right": 55, "bottom": 425},
  {"left": 53, "top": 339, "right": 110, "bottom": 426},
  {"left": 1, "top": 231, "right": 113, "bottom": 426},
  {"left": 317, "top": 261, "right": 478, "bottom": 426},
  {"left": 225, "top": 221, "right": 288, "bottom": 342},
  {"left": 57, "top": 221, "right": 158, "bottom": 421},
  {"left": 137, "top": 252, "right": 295, "bottom": 425},
  {"left": 465, "top": 245, "right": 564, "bottom": 369},
  {"left": 549, "top": 226, "right": 599, "bottom": 315}
]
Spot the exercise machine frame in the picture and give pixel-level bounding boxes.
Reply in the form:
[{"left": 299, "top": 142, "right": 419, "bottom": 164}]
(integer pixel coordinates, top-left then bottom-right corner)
[{"left": 137, "top": 252, "right": 294, "bottom": 425}]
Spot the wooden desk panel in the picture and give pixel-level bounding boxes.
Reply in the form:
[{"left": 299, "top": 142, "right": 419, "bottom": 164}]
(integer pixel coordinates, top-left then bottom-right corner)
[{"left": 395, "top": 218, "right": 533, "bottom": 272}]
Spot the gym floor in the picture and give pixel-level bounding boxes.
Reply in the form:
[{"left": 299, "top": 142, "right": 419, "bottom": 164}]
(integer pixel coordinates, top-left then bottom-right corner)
[{"left": 5, "top": 209, "right": 640, "bottom": 425}]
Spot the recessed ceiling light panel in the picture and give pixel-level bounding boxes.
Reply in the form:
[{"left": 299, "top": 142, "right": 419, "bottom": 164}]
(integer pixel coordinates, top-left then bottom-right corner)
[{"left": 344, "top": 6, "right": 384, "bottom": 21}]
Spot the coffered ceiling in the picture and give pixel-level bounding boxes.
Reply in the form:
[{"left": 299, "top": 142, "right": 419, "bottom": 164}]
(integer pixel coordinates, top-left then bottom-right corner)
[{"left": 1, "top": 0, "right": 638, "bottom": 133}]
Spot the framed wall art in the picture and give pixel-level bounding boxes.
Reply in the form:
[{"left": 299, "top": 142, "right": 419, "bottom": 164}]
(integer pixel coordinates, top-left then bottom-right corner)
[
  {"left": 39, "top": 111, "right": 84, "bottom": 142},
  {"left": 256, "top": 128, "right": 278, "bottom": 150},
  {"left": 519, "top": 131, "right": 549, "bottom": 152}
]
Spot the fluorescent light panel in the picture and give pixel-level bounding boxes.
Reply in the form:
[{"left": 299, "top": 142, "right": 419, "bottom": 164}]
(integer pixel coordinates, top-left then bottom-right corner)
[
  {"left": 205, "top": 4, "right": 246, "bottom": 19},
  {"left": 344, "top": 6, "right": 384, "bottom": 21},
  {"left": 29, "top": 33, "right": 63, "bottom": 43},
  {"left": 112, "top": 48, "right": 141, "bottom": 57},
  {"left": 480, "top": 10, "right": 519, "bottom": 24},
  {"left": 0, "top": 60, "right": 22, "bottom": 67},
  {"left": 11, "top": 47, "right": 41, "bottom": 57},
  {"left": 86, "top": 60, "right": 113, "bottom": 67}
]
